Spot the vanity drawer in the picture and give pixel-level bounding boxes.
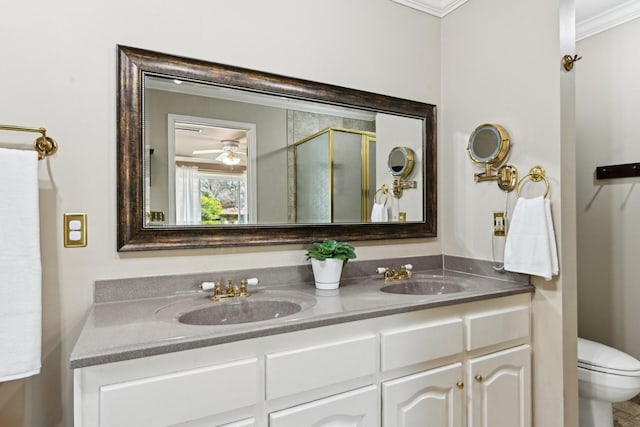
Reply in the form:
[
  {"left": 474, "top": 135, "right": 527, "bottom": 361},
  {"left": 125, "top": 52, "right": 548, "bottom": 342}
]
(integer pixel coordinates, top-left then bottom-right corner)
[
  {"left": 465, "top": 306, "right": 530, "bottom": 351},
  {"left": 99, "top": 357, "right": 258, "bottom": 427},
  {"left": 381, "top": 318, "right": 463, "bottom": 371},
  {"left": 266, "top": 335, "right": 376, "bottom": 400}
]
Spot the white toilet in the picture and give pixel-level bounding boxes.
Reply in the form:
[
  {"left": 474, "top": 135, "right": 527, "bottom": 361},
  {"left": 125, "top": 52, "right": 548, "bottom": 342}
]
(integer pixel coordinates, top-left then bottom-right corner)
[{"left": 578, "top": 337, "right": 640, "bottom": 427}]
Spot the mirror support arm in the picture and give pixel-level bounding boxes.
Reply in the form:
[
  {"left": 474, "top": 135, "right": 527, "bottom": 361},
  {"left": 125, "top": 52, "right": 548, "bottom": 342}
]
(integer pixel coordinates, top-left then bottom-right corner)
[
  {"left": 474, "top": 163, "right": 499, "bottom": 182},
  {"left": 392, "top": 178, "right": 417, "bottom": 198},
  {"left": 474, "top": 164, "right": 519, "bottom": 193}
]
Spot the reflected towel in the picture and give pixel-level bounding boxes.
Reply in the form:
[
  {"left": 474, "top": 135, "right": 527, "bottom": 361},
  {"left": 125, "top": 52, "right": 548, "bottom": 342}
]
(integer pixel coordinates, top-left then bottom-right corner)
[
  {"left": 504, "top": 196, "right": 559, "bottom": 280},
  {"left": 0, "top": 148, "right": 41, "bottom": 381},
  {"left": 371, "top": 203, "right": 388, "bottom": 222}
]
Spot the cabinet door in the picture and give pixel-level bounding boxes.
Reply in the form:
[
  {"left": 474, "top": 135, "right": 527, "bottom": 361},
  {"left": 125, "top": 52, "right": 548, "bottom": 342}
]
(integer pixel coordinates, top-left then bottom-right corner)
[
  {"left": 218, "top": 418, "right": 255, "bottom": 427},
  {"left": 269, "top": 385, "right": 377, "bottom": 427},
  {"left": 468, "top": 344, "right": 531, "bottom": 427},
  {"left": 382, "top": 363, "right": 463, "bottom": 427},
  {"left": 183, "top": 418, "right": 257, "bottom": 427}
]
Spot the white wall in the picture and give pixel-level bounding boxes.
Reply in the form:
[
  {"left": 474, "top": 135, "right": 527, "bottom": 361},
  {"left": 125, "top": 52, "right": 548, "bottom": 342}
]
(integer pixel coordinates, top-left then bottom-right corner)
[
  {"left": 375, "top": 114, "right": 424, "bottom": 221},
  {"left": 441, "top": 0, "right": 578, "bottom": 425},
  {"left": 576, "top": 18, "right": 640, "bottom": 358},
  {"left": 0, "top": 1, "right": 441, "bottom": 425}
]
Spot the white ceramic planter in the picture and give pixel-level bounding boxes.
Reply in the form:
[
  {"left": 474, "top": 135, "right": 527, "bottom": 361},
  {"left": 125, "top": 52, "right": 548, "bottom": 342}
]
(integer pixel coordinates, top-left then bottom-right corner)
[{"left": 310, "top": 258, "right": 344, "bottom": 290}]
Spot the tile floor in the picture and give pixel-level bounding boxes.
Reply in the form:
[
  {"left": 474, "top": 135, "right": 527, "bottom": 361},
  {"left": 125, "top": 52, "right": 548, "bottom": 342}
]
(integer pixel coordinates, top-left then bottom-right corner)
[{"left": 614, "top": 394, "right": 640, "bottom": 427}]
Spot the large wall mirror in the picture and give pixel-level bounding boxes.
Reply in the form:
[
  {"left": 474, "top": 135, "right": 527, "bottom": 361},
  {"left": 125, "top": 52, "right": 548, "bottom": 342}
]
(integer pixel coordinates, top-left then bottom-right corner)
[{"left": 117, "top": 45, "right": 436, "bottom": 251}]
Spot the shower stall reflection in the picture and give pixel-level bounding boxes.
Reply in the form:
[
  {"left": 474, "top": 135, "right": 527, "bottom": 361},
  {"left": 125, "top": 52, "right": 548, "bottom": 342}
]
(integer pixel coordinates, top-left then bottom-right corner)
[{"left": 294, "top": 127, "right": 376, "bottom": 223}]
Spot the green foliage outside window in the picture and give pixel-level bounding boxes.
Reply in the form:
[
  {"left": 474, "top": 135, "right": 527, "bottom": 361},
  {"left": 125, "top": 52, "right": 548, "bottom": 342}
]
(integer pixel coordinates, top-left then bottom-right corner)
[{"left": 201, "top": 195, "right": 223, "bottom": 224}]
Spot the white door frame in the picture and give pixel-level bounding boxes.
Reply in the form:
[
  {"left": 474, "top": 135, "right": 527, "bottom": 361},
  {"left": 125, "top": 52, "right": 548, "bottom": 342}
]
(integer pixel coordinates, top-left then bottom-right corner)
[{"left": 167, "top": 114, "right": 258, "bottom": 224}]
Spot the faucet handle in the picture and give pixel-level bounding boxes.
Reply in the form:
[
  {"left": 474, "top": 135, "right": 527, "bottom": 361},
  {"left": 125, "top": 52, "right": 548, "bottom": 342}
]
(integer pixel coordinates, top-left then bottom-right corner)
[
  {"left": 376, "top": 267, "right": 387, "bottom": 274},
  {"left": 239, "top": 278, "right": 258, "bottom": 297},
  {"left": 201, "top": 281, "right": 216, "bottom": 291},
  {"left": 402, "top": 264, "right": 413, "bottom": 271},
  {"left": 226, "top": 279, "right": 235, "bottom": 289}
]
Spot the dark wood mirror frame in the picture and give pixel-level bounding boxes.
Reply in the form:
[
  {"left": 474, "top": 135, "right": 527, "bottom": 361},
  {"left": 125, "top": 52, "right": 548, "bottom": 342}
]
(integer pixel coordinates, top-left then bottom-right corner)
[{"left": 117, "top": 45, "right": 437, "bottom": 251}]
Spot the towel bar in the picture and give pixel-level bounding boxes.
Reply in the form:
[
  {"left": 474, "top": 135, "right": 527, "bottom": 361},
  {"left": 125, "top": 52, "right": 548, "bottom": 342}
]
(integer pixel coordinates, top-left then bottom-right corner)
[
  {"left": 595, "top": 162, "right": 640, "bottom": 180},
  {"left": 0, "top": 124, "right": 58, "bottom": 160}
]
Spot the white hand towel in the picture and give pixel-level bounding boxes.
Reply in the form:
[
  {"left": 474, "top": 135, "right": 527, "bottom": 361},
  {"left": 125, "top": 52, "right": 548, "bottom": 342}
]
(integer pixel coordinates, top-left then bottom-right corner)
[
  {"left": 504, "top": 196, "right": 559, "bottom": 280},
  {"left": 0, "top": 148, "right": 41, "bottom": 381},
  {"left": 370, "top": 202, "right": 388, "bottom": 222}
]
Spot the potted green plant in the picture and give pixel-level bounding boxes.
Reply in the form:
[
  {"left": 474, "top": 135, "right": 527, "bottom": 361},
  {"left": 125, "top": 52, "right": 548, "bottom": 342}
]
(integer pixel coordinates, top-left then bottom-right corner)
[{"left": 305, "top": 239, "right": 356, "bottom": 290}]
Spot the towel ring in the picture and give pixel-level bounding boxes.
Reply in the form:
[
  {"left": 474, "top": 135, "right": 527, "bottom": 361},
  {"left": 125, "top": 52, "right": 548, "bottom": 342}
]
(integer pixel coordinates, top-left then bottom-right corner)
[
  {"left": 375, "top": 184, "right": 389, "bottom": 206},
  {"left": 515, "top": 165, "right": 550, "bottom": 198}
]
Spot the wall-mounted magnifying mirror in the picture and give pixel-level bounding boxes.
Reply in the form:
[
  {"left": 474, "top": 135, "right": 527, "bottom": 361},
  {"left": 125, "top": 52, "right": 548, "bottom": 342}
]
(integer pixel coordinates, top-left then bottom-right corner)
[
  {"left": 467, "top": 123, "right": 510, "bottom": 180},
  {"left": 467, "top": 123, "right": 518, "bottom": 192},
  {"left": 388, "top": 146, "right": 414, "bottom": 179},
  {"left": 388, "top": 146, "right": 417, "bottom": 197}
]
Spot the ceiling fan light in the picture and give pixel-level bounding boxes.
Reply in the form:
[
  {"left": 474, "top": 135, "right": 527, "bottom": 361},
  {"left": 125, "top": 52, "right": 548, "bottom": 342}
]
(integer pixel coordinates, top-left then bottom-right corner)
[{"left": 222, "top": 153, "right": 241, "bottom": 165}]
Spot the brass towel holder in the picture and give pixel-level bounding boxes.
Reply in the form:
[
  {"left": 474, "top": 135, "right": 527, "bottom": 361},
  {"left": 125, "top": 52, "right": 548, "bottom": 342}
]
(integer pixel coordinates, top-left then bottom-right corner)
[
  {"left": 0, "top": 124, "right": 58, "bottom": 160},
  {"left": 515, "top": 166, "right": 550, "bottom": 198},
  {"left": 374, "top": 184, "right": 389, "bottom": 206}
]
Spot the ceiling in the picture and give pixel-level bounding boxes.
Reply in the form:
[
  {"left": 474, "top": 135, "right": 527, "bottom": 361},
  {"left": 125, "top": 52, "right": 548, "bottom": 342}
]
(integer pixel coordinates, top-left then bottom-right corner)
[
  {"left": 174, "top": 123, "right": 248, "bottom": 168},
  {"left": 391, "top": 0, "right": 640, "bottom": 40}
]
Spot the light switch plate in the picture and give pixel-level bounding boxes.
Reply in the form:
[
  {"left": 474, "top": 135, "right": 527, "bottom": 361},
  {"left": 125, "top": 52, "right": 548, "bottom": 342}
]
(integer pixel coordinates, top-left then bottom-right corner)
[
  {"left": 64, "top": 213, "right": 87, "bottom": 247},
  {"left": 493, "top": 211, "right": 506, "bottom": 237}
]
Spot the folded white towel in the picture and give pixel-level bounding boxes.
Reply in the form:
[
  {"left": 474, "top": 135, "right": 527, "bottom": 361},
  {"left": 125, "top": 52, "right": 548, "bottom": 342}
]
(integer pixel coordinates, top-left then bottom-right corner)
[
  {"left": 0, "top": 148, "right": 41, "bottom": 381},
  {"left": 370, "top": 202, "right": 388, "bottom": 222},
  {"left": 504, "top": 196, "right": 559, "bottom": 280}
]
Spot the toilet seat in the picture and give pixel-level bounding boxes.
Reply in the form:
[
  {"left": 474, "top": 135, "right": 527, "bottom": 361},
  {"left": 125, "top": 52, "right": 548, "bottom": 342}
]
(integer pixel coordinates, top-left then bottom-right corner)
[{"left": 578, "top": 337, "right": 640, "bottom": 377}]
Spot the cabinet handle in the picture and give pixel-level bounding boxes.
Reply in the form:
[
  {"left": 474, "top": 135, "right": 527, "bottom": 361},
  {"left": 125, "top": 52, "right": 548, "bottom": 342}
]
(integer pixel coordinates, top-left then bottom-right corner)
[
  {"left": 475, "top": 375, "right": 483, "bottom": 382},
  {"left": 456, "top": 381, "right": 464, "bottom": 389}
]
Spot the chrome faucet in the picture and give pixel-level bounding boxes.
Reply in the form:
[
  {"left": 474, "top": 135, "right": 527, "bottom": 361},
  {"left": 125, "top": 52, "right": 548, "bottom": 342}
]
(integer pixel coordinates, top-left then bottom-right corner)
[
  {"left": 376, "top": 264, "right": 413, "bottom": 282},
  {"left": 201, "top": 278, "right": 259, "bottom": 301}
]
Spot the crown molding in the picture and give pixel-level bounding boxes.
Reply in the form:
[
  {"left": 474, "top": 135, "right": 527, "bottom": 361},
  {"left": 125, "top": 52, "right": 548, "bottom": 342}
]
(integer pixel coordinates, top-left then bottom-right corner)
[
  {"left": 577, "top": 0, "right": 640, "bottom": 41},
  {"left": 390, "top": 0, "right": 469, "bottom": 18}
]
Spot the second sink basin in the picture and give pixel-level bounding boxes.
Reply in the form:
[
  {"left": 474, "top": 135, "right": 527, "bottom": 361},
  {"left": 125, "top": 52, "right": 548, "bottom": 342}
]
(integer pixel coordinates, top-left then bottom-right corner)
[
  {"left": 380, "top": 275, "right": 472, "bottom": 296},
  {"left": 178, "top": 300, "right": 302, "bottom": 325}
]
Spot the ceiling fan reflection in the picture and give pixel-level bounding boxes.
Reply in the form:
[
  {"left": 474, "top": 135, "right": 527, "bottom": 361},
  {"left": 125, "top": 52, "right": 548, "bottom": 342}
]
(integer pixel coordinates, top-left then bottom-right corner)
[{"left": 192, "top": 140, "right": 245, "bottom": 165}]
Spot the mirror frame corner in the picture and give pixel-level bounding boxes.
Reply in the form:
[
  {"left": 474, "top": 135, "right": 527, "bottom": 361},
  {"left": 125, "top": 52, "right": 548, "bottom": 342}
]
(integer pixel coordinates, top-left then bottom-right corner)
[{"left": 116, "top": 45, "right": 437, "bottom": 251}]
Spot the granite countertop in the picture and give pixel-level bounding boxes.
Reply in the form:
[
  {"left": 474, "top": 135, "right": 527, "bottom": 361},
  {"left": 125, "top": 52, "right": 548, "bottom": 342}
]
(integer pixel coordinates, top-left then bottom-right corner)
[{"left": 70, "top": 265, "right": 533, "bottom": 369}]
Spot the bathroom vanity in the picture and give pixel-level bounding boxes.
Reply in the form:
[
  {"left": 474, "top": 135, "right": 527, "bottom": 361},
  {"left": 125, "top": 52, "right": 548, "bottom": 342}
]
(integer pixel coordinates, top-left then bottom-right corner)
[{"left": 71, "top": 260, "right": 533, "bottom": 427}]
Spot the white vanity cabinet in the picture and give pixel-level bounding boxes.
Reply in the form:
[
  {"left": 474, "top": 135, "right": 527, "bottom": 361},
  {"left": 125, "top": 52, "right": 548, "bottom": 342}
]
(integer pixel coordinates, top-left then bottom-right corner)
[
  {"left": 73, "top": 293, "right": 531, "bottom": 427},
  {"left": 379, "top": 300, "right": 531, "bottom": 427}
]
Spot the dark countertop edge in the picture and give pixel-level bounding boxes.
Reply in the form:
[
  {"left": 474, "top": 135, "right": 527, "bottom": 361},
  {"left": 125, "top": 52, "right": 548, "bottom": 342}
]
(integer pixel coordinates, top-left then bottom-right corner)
[{"left": 70, "top": 284, "right": 534, "bottom": 369}]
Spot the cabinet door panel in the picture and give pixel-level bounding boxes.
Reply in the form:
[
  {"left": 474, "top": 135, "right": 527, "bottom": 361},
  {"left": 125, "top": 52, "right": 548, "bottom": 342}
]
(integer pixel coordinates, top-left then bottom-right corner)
[
  {"left": 382, "top": 363, "right": 463, "bottom": 427},
  {"left": 218, "top": 418, "right": 256, "bottom": 427},
  {"left": 468, "top": 345, "right": 531, "bottom": 427},
  {"left": 269, "top": 385, "right": 377, "bottom": 427},
  {"left": 183, "top": 417, "right": 257, "bottom": 427}
]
